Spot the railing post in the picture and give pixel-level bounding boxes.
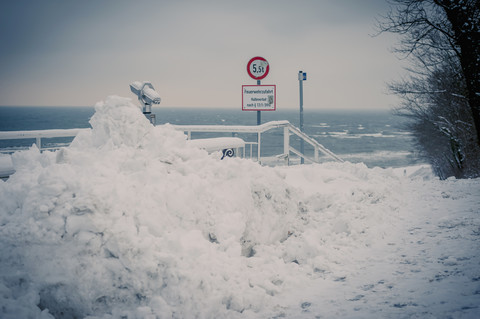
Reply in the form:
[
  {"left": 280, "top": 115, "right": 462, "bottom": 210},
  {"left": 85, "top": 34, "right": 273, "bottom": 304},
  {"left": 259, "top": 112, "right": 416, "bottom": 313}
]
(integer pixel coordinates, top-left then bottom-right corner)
[
  {"left": 284, "top": 126, "right": 290, "bottom": 165},
  {"left": 257, "top": 132, "right": 261, "bottom": 163},
  {"left": 314, "top": 145, "right": 319, "bottom": 162}
]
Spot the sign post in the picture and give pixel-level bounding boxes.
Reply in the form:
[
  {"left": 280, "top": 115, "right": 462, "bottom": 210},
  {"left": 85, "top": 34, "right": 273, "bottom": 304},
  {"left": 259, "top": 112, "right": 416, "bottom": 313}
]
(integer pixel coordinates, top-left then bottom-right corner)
[
  {"left": 298, "top": 70, "right": 307, "bottom": 164},
  {"left": 244, "top": 56, "right": 273, "bottom": 162},
  {"left": 256, "top": 80, "right": 261, "bottom": 125},
  {"left": 246, "top": 57, "right": 270, "bottom": 125}
]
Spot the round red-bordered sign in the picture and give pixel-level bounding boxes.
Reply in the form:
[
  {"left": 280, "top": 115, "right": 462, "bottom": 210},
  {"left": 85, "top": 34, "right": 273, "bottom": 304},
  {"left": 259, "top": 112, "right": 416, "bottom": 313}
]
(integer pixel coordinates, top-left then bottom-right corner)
[{"left": 247, "top": 56, "right": 269, "bottom": 80}]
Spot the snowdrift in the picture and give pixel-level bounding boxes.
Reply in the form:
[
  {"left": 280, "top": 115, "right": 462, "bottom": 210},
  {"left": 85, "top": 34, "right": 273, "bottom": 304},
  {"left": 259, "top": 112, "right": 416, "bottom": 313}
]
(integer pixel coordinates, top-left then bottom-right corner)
[{"left": 1, "top": 96, "right": 479, "bottom": 318}]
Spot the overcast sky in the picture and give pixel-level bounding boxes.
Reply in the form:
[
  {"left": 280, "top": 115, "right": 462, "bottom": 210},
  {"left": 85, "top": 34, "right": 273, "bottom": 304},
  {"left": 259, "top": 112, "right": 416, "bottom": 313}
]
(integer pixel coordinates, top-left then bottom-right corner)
[{"left": 0, "top": 0, "right": 406, "bottom": 110}]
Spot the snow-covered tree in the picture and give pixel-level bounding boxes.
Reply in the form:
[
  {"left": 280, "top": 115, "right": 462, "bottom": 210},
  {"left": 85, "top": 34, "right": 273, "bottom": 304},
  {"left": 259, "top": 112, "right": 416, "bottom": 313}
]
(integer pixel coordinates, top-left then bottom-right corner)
[
  {"left": 390, "top": 57, "right": 480, "bottom": 178},
  {"left": 378, "top": 0, "right": 480, "bottom": 178}
]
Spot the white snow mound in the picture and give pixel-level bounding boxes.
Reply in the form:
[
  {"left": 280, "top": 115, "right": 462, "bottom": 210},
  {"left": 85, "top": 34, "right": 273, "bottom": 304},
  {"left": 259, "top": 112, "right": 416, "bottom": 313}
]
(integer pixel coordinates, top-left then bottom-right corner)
[{"left": 1, "top": 96, "right": 479, "bottom": 318}]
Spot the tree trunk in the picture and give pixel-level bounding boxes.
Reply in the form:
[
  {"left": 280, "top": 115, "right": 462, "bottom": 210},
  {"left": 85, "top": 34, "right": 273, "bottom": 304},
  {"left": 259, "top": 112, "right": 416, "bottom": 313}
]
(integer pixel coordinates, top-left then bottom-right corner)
[
  {"left": 435, "top": 0, "right": 480, "bottom": 146},
  {"left": 461, "top": 45, "right": 480, "bottom": 147}
]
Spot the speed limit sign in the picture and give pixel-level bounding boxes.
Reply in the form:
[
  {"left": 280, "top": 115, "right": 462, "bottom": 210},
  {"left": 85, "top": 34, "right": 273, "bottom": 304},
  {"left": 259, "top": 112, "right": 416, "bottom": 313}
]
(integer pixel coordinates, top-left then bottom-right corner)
[{"left": 247, "top": 56, "right": 269, "bottom": 80}]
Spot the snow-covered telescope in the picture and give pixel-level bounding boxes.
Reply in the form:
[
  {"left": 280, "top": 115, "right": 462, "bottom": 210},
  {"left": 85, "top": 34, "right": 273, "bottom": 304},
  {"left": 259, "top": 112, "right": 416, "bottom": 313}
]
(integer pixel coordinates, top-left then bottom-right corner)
[
  {"left": 130, "top": 81, "right": 161, "bottom": 105},
  {"left": 130, "top": 81, "right": 161, "bottom": 124}
]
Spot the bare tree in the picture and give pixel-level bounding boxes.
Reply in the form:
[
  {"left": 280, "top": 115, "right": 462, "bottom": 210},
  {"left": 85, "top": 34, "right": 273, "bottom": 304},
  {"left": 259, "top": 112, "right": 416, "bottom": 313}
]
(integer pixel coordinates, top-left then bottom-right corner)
[
  {"left": 390, "top": 56, "right": 479, "bottom": 178},
  {"left": 379, "top": 0, "right": 480, "bottom": 145},
  {"left": 377, "top": 0, "right": 480, "bottom": 178}
]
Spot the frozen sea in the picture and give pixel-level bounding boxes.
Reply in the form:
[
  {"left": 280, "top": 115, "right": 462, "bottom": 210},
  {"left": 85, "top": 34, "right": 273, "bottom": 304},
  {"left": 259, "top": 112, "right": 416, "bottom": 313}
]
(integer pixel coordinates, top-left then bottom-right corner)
[
  {"left": 0, "top": 105, "right": 423, "bottom": 168},
  {"left": 1, "top": 98, "right": 478, "bottom": 319}
]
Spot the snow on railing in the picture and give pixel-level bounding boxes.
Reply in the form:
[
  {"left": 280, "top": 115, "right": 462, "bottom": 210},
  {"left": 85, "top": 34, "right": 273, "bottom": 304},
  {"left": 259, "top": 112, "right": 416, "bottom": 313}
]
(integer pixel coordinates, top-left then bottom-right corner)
[{"left": 0, "top": 121, "right": 343, "bottom": 165}]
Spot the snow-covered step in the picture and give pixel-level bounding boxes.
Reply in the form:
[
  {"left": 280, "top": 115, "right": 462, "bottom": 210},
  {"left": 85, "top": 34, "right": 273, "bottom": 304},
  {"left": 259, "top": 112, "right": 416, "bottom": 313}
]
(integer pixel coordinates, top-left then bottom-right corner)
[
  {"left": 187, "top": 137, "right": 245, "bottom": 159},
  {"left": 0, "top": 155, "right": 14, "bottom": 179}
]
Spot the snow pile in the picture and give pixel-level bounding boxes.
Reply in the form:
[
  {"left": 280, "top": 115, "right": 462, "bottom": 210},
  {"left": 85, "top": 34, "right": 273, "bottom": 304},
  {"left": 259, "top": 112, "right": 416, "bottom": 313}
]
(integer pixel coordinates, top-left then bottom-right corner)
[
  {"left": 0, "top": 154, "right": 14, "bottom": 178},
  {"left": 1, "top": 96, "right": 479, "bottom": 318}
]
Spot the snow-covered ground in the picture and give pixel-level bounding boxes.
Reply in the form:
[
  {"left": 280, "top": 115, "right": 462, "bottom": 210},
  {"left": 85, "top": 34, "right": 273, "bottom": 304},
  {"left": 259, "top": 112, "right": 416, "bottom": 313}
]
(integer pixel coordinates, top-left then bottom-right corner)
[{"left": 1, "top": 96, "right": 479, "bottom": 318}]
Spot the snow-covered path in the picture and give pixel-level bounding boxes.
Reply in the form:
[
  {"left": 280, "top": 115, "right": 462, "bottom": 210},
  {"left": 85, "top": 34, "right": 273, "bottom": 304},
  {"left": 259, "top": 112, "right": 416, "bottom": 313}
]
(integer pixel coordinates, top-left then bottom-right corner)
[
  {"left": 287, "top": 175, "right": 480, "bottom": 318},
  {"left": 383, "top": 177, "right": 480, "bottom": 318}
]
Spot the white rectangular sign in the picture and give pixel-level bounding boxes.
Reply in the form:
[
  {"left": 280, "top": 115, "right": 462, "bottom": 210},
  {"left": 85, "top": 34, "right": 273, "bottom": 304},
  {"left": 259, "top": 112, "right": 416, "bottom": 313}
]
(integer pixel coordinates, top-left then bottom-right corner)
[{"left": 242, "top": 85, "right": 276, "bottom": 111}]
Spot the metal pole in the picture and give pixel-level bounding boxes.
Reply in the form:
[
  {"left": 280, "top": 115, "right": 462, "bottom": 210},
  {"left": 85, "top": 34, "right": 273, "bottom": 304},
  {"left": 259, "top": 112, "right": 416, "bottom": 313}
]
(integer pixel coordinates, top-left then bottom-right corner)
[
  {"left": 256, "top": 79, "right": 261, "bottom": 125},
  {"left": 257, "top": 79, "right": 261, "bottom": 162},
  {"left": 299, "top": 71, "right": 304, "bottom": 164}
]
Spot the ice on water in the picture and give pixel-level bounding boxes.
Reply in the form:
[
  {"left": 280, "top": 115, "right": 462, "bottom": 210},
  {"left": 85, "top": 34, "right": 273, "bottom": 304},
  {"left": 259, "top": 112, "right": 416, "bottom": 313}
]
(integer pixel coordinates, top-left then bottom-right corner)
[{"left": 0, "top": 96, "right": 479, "bottom": 318}]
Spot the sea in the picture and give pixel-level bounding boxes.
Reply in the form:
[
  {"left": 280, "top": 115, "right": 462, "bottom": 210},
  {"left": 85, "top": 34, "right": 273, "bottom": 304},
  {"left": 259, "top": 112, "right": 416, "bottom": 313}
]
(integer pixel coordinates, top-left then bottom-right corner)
[{"left": 0, "top": 106, "right": 425, "bottom": 168}]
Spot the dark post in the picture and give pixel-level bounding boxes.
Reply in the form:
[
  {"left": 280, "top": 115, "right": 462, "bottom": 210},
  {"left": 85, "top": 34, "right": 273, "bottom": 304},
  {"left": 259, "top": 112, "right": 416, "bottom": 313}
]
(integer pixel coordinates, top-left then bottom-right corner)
[{"left": 299, "top": 71, "right": 305, "bottom": 164}]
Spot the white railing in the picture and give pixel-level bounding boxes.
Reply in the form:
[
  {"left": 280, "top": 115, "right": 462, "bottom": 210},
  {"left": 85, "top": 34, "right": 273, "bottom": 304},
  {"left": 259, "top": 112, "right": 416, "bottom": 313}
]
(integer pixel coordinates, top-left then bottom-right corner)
[
  {"left": 171, "top": 121, "right": 343, "bottom": 164},
  {"left": 0, "top": 128, "right": 88, "bottom": 151},
  {"left": 0, "top": 121, "right": 343, "bottom": 164}
]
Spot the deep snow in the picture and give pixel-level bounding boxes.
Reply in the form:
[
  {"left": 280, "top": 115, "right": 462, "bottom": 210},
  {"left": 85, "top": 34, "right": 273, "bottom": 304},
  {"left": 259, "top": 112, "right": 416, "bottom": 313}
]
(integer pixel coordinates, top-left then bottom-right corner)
[{"left": 0, "top": 96, "right": 479, "bottom": 318}]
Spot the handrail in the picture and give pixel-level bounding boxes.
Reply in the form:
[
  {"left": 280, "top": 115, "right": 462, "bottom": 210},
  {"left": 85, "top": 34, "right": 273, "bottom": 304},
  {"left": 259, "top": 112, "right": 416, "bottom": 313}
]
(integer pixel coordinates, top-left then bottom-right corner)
[
  {"left": 0, "top": 121, "right": 343, "bottom": 164},
  {"left": 170, "top": 120, "right": 290, "bottom": 134},
  {"left": 0, "top": 128, "right": 89, "bottom": 140},
  {"left": 286, "top": 124, "right": 344, "bottom": 163},
  {"left": 289, "top": 146, "right": 316, "bottom": 164},
  {"left": 0, "top": 128, "right": 89, "bottom": 150}
]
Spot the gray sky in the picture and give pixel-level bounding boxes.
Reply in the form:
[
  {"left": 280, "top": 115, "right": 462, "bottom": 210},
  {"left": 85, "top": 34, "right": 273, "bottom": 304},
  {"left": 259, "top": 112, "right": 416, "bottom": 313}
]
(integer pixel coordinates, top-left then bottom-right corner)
[{"left": 0, "top": 0, "right": 405, "bottom": 110}]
